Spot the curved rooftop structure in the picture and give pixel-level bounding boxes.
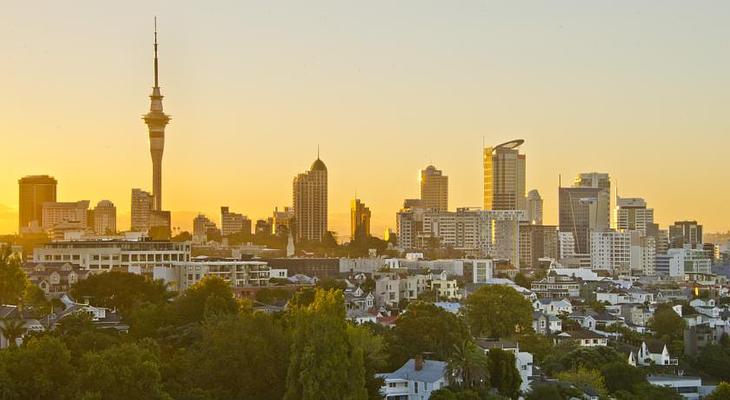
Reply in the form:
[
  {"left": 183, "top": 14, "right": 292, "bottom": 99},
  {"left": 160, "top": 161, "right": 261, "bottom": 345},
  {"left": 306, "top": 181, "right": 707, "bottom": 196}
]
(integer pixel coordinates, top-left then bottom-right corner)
[
  {"left": 493, "top": 139, "right": 524, "bottom": 150},
  {"left": 310, "top": 158, "right": 327, "bottom": 172}
]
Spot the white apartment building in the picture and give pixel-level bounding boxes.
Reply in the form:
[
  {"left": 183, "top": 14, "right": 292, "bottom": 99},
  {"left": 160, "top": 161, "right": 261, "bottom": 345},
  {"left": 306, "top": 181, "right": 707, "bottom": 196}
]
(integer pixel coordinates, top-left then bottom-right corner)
[
  {"left": 33, "top": 239, "right": 191, "bottom": 275},
  {"left": 172, "top": 257, "right": 270, "bottom": 291},
  {"left": 374, "top": 273, "right": 428, "bottom": 307},
  {"left": 630, "top": 232, "right": 656, "bottom": 276},
  {"left": 466, "top": 259, "right": 494, "bottom": 283},
  {"left": 667, "top": 248, "right": 711, "bottom": 278},
  {"left": 591, "top": 230, "right": 630, "bottom": 272},
  {"left": 559, "top": 231, "right": 576, "bottom": 259}
]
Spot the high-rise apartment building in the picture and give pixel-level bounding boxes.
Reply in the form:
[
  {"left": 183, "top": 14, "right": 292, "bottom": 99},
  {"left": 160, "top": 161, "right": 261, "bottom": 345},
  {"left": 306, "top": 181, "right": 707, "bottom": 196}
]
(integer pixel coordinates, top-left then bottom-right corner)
[
  {"left": 484, "top": 140, "right": 526, "bottom": 211},
  {"left": 293, "top": 157, "right": 328, "bottom": 242},
  {"left": 193, "top": 214, "right": 217, "bottom": 242},
  {"left": 519, "top": 224, "right": 558, "bottom": 269},
  {"left": 220, "top": 206, "right": 251, "bottom": 236},
  {"left": 590, "top": 230, "right": 631, "bottom": 272},
  {"left": 92, "top": 200, "right": 117, "bottom": 235},
  {"left": 396, "top": 200, "right": 427, "bottom": 251},
  {"left": 143, "top": 21, "right": 170, "bottom": 212},
  {"left": 526, "top": 189, "right": 543, "bottom": 225},
  {"left": 630, "top": 232, "right": 656, "bottom": 276},
  {"left": 615, "top": 197, "right": 654, "bottom": 233},
  {"left": 420, "top": 165, "right": 448, "bottom": 212},
  {"left": 558, "top": 186, "right": 610, "bottom": 255},
  {"left": 41, "top": 201, "right": 90, "bottom": 231},
  {"left": 669, "top": 220, "right": 703, "bottom": 249},
  {"left": 131, "top": 189, "right": 154, "bottom": 232},
  {"left": 350, "top": 198, "right": 371, "bottom": 240},
  {"left": 18, "top": 175, "right": 57, "bottom": 232}
]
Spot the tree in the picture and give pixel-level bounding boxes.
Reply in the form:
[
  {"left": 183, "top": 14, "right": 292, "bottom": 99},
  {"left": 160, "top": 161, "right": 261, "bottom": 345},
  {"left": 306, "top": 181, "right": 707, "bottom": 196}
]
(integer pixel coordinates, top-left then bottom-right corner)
[
  {"left": 517, "top": 333, "right": 553, "bottom": 364},
  {"left": 543, "top": 345, "right": 623, "bottom": 375},
  {"left": 448, "top": 339, "right": 489, "bottom": 389},
  {"left": 73, "top": 340, "right": 171, "bottom": 400},
  {"left": 556, "top": 367, "right": 608, "bottom": 399},
  {"left": 705, "top": 382, "right": 730, "bottom": 400},
  {"left": 0, "top": 318, "right": 27, "bottom": 348},
  {"left": 0, "top": 335, "right": 73, "bottom": 400},
  {"left": 70, "top": 271, "right": 171, "bottom": 316},
  {"left": 648, "top": 304, "right": 685, "bottom": 341},
  {"left": 23, "top": 284, "right": 51, "bottom": 318},
  {"left": 0, "top": 246, "right": 27, "bottom": 305},
  {"left": 524, "top": 384, "right": 565, "bottom": 400},
  {"left": 347, "top": 324, "right": 388, "bottom": 400},
  {"left": 464, "top": 285, "right": 533, "bottom": 338},
  {"left": 184, "top": 313, "right": 289, "bottom": 400},
  {"left": 513, "top": 273, "right": 532, "bottom": 289},
  {"left": 174, "top": 276, "right": 238, "bottom": 324},
  {"left": 487, "top": 348, "right": 521, "bottom": 399},
  {"left": 695, "top": 344, "right": 730, "bottom": 381},
  {"left": 284, "top": 289, "right": 367, "bottom": 400},
  {"left": 600, "top": 362, "right": 646, "bottom": 394},
  {"left": 387, "top": 301, "right": 469, "bottom": 368}
]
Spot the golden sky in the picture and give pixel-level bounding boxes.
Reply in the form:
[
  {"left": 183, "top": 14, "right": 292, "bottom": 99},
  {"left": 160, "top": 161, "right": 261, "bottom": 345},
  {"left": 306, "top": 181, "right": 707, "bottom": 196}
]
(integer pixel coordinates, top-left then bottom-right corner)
[{"left": 2, "top": 1, "right": 730, "bottom": 239}]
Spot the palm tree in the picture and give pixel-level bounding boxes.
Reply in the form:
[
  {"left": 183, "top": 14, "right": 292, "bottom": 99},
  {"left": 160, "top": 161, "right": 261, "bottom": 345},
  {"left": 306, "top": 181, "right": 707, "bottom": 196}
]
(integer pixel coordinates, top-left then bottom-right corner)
[
  {"left": 448, "top": 339, "right": 489, "bottom": 389},
  {"left": 0, "top": 318, "right": 27, "bottom": 348}
]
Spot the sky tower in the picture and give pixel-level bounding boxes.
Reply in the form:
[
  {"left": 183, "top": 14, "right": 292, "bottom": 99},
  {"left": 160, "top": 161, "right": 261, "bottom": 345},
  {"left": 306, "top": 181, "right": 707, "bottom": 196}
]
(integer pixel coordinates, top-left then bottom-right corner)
[{"left": 143, "top": 17, "right": 170, "bottom": 211}]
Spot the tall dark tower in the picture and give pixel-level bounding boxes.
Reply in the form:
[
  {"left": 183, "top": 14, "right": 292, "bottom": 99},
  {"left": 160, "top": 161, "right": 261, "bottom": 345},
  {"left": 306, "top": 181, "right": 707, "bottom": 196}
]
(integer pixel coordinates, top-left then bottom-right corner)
[{"left": 143, "top": 17, "right": 170, "bottom": 211}]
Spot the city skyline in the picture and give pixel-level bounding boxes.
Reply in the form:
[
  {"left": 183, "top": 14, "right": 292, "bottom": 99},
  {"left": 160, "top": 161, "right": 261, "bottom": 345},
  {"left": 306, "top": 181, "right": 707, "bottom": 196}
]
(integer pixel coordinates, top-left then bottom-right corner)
[{"left": 3, "top": 2, "right": 730, "bottom": 238}]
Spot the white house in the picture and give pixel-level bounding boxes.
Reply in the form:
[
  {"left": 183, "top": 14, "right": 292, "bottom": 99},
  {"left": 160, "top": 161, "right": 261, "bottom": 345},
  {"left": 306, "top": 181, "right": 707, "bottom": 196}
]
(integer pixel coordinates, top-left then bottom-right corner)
[
  {"left": 379, "top": 358, "right": 448, "bottom": 399},
  {"left": 533, "top": 298, "right": 573, "bottom": 316},
  {"left": 555, "top": 329, "right": 608, "bottom": 347},
  {"left": 629, "top": 341, "right": 678, "bottom": 367}
]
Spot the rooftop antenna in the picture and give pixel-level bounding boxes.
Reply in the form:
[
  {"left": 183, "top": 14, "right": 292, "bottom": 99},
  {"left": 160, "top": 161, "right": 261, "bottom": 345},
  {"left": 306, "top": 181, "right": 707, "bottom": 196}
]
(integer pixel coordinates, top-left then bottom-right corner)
[
  {"left": 317, "top": 144, "right": 320, "bottom": 159},
  {"left": 559, "top": 174, "right": 562, "bottom": 188}
]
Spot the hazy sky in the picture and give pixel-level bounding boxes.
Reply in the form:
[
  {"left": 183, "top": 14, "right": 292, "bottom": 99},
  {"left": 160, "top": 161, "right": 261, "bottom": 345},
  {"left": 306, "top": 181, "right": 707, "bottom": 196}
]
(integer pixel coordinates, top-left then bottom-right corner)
[{"left": 2, "top": 1, "right": 729, "bottom": 238}]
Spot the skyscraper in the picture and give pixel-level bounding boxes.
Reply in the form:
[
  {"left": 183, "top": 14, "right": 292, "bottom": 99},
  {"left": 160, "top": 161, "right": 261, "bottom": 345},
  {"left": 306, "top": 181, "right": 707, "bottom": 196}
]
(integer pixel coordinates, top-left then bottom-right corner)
[
  {"left": 131, "top": 189, "right": 154, "bottom": 232},
  {"left": 92, "top": 200, "right": 117, "bottom": 235},
  {"left": 420, "top": 165, "right": 448, "bottom": 212},
  {"left": 293, "top": 157, "right": 328, "bottom": 242},
  {"left": 526, "top": 189, "right": 543, "bottom": 225},
  {"left": 574, "top": 172, "right": 611, "bottom": 221},
  {"left": 558, "top": 186, "right": 610, "bottom": 255},
  {"left": 615, "top": 197, "right": 654, "bottom": 233},
  {"left": 143, "top": 19, "right": 170, "bottom": 212},
  {"left": 18, "top": 175, "right": 57, "bottom": 232},
  {"left": 484, "top": 139, "right": 526, "bottom": 211},
  {"left": 350, "top": 198, "right": 371, "bottom": 240},
  {"left": 669, "top": 220, "right": 703, "bottom": 249}
]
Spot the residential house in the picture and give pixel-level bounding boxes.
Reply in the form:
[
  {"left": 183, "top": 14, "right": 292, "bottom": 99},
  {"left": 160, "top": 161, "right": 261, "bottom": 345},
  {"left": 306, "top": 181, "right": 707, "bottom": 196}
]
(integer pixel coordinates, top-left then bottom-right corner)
[
  {"left": 532, "top": 311, "right": 562, "bottom": 335},
  {"left": 531, "top": 275, "right": 581, "bottom": 299},
  {"left": 0, "top": 305, "right": 45, "bottom": 349},
  {"left": 23, "top": 262, "right": 90, "bottom": 295},
  {"left": 628, "top": 341, "right": 678, "bottom": 367},
  {"left": 428, "top": 271, "right": 461, "bottom": 300},
  {"left": 378, "top": 357, "right": 448, "bottom": 399},
  {"left": 555, "top": 329, "right": 608, "bottom": 347},
  {"left": 533, "top": 298, "right": 573, "bottom": 316},
  {"left": 375, "top": 273, "right": 428, "bottom": 308},
  {"left": 646, "top": 375, "right": 710, "bottom": 400}
]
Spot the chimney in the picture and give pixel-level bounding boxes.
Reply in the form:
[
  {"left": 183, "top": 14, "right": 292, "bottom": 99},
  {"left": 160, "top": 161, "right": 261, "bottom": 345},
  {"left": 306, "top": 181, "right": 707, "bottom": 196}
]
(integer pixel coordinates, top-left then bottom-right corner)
[{"left": 414, "top": 354, "right": 424, "bottom": 371}]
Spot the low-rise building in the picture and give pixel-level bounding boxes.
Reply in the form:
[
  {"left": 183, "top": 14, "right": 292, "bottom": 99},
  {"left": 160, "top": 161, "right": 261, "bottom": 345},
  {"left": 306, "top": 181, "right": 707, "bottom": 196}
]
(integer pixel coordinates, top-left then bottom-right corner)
[
  {"left": 531, "top": 276, "right": 581, "bottom": 299},
  {"left": 378, "top": 357, "right": 448, "bottom": 400},
  {"left": 172, "top": 257, "right": 270, "bottom": 292}
]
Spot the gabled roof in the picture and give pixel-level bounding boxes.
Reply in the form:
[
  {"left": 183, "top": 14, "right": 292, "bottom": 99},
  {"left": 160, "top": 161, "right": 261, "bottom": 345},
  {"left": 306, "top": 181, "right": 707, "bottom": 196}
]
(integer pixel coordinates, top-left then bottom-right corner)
[{"left": 383, "top": 359, "right": 447, "bottom": 383}]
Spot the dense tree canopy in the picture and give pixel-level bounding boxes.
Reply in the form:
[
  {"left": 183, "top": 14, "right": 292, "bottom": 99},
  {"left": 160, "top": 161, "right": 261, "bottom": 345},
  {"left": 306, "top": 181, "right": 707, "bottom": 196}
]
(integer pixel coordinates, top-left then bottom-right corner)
[
  {"left": 0, "top": 247, "right": 27, "bottom": 305},
  {"left": 648, "top": 304, "right": 685, "bottom": 341},
  {"left": 486, "top": 348, "right": 521, "bottom": 399},
  {"left": 387, "top": 301, "right": 469, "bottom": 368},
  {"left": 464, "top": 285, "right": 533, "bottom": 338},
  {"left": 70, "top": 271, "right": 171, "bottom": 316}
]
